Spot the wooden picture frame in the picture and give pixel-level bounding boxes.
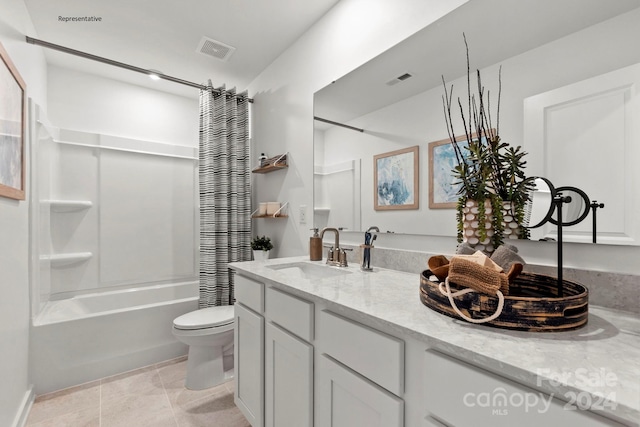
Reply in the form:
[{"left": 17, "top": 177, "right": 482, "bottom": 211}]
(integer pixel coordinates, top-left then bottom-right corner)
[
  {"left": 374, "top": 145, "right": 419, "bottom": 210},
  {"left": 0, "top": 42, "right": 26, "bottom": 200}
]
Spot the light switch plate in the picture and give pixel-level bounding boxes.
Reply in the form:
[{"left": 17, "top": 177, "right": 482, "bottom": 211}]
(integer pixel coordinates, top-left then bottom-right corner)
[{"left": 299, "top": 204, "right": 307, "bottom": 224}]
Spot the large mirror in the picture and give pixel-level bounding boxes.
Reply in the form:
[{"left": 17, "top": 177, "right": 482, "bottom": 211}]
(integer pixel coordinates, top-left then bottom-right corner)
[{"left": 313, "top": 0, "right": 640, "bottom": 245}]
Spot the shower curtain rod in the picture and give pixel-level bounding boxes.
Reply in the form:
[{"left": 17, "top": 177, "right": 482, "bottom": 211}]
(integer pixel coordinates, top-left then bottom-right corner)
[
  {"left": 314, "top": 116, "right": 364, "bottom": 133},
  {"left": 26, "top": 36, "right": 253, "bottom": 103}
]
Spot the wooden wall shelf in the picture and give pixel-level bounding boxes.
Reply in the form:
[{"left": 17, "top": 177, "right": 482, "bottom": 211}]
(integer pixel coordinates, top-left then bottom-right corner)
[{"left": 252, "top": 153, "right": 288, "bottom": 174}]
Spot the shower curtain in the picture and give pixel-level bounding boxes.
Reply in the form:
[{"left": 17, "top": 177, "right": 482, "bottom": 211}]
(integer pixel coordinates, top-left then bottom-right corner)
[{"left": 199, "top": 83, "right": 251, "bottom": 307}]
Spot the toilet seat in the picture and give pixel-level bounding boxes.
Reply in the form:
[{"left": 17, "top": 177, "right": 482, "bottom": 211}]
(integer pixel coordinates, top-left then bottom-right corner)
[{"left": 173, "top": 306, "right": 234, "bottom": 330}]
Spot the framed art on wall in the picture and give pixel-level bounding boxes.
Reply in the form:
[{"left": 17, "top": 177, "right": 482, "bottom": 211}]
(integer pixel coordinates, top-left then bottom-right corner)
[
  {"left": 373, "top": 145, "right": 419, "bottom": 211},
  {"left": 428, "top": 136, "right": 469, "bottom": 209},
  {"left": 0, "top": 42, "right": 26, "bottom": 201}
]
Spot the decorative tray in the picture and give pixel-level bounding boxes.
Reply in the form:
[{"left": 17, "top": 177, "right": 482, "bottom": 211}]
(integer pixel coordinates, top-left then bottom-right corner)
[{"left": 419, "top": 270, "right": 588, "bottom": 332}]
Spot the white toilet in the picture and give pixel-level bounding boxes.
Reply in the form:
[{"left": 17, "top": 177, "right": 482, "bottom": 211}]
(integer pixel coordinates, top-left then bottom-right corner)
[{"left": 172, "top": 305, "right": 235, "bottom": 390}]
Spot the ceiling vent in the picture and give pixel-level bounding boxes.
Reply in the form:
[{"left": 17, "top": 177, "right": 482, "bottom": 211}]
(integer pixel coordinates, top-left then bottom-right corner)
[
  {"left": 196, "top": 36, "right": 236, "bottom": 62},
  {"left": 386, "top": 72, "right": 413, "bottom": 86}
]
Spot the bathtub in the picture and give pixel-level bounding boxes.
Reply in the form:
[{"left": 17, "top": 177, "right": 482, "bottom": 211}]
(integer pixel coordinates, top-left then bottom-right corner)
[{"left": 30, "top": 281, "right": 199, "bottom": 395}]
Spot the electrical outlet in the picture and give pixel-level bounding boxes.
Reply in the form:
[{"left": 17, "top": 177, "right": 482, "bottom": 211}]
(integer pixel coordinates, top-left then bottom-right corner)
[{"left": 299, "top": 204, "right": 307, "bottom": 224}]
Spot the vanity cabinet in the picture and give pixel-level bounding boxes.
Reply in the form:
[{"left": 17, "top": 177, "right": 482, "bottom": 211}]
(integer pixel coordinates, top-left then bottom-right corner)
[
  {"left": 317, "top": 355, "right": 404, "bottom": 427},
  {"left": 235, "top": 278, "right": 315, "bottom": 427},
  {"left": 234, "top": 277, "right": 403, "bottom": 427},
  {"left": 232, "top": 265, "right": 634, "bottom": 427},
  {"left": 316, "top": 310, "right": 405, "bottom": 427},
  {"left": 264, "top": 287, "right": 314, "bottom": 427},
  {"left": 265, "top": 322, "right": 313, "bottom": 427},
  {"left": 424, "top": 350, "right": 625, "bottom": 427},
  {"left": 234, "top": 276, "right": 265, "bottom": 427}
]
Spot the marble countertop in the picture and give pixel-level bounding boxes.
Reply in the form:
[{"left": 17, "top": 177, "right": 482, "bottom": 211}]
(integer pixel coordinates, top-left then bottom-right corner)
[{"left": 230, "top": 256, "right": 640, "bottom": 425}]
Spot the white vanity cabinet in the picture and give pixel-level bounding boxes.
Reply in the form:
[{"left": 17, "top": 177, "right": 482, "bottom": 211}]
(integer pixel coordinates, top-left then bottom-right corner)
[
  {"left": 316, "top": 310, "right": 405, "bottom": 427},
  {"left": 231, "top": 262, "right": 636, "bottom": 427},
  {"left": 264, "top": 287, "right": 314, "bottom": 427},
  {"left": 317, "top": 354, "right": 404, "bottom": 427},
  {"left": 234, "top": 275, "right": 265, "bottom": 427},
  {"left": 424, "top": 350, "right": 626, "bottom": 427},
  {"left": 235, "top": 275, "right": 405, "bottom": 427}
]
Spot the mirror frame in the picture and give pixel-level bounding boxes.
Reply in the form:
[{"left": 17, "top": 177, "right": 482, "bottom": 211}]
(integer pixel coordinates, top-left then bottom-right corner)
[{"left": 550, "top": 186, "right": 591, "bottom": 227}]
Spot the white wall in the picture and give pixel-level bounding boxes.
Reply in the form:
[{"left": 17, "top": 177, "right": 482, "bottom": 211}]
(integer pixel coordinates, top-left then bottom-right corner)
[
  {"left": 0, "top": 0, "right": 48, "bottom": 425},
  {"left": 48, "top": 65, "right": 199, "bottom": 147},
  {"left": 248, "top": 0, "right": 469, "bottom": 257}
]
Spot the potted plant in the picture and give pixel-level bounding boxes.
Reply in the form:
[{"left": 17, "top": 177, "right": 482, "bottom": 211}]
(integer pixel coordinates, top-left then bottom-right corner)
[
  {"left": 251, "top": 235, "right": 273, "bottom": 261},
  {"left": 442, "top": 35, "right": 535, "bottom": 252}
]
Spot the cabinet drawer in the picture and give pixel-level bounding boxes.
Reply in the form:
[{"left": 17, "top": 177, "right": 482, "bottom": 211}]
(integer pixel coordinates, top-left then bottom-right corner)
[
  {"left": 235, "top": 275, "right": 264, "bottom": 313},
  {"left": 266, "top": 287, "right": 314, "bottom": 341},
  {"left": 424, "top": 350, "right": 625, "bottom": 427},
  {"left": 319, "top": 310, "right": 404, "bottom": 396}
]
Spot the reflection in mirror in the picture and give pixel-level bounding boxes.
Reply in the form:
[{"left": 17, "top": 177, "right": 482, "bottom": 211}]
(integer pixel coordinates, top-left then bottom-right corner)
[
  {"left": 313, "top": 128, "right": 362, "bottom": 232},
  {"left": 550, "top": 186, "right": 591, "bottom": 227},
  {"left": 313, "top": 0, "right": 640, "bottom": 245},
  {"left": 525, "top": 177, "right": 555, "bottom": 230}
]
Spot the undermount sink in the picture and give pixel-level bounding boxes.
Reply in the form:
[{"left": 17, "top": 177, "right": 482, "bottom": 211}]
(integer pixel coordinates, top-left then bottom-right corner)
[{"left": 267, "top": 261, "right": 352, "bottom": 279}]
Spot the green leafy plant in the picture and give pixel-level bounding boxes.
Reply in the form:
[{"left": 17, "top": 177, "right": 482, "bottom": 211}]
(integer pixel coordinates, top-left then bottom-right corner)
[
  {"left": 442, "top": 34, "right": 535, "bottom": 248},
  {"left": 251, "top": 235, "right": 273, "bottom": 251}
]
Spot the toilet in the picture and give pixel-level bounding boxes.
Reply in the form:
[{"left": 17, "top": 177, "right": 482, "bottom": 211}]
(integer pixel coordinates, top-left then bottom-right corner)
[{"left": 172, "top": 305, "right": 235, "bottom": 390}]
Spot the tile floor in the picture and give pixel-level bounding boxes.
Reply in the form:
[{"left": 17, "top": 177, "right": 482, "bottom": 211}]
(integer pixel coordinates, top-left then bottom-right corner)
[{"left": 25, "top": 356, "right": 251, "bottom": 427}]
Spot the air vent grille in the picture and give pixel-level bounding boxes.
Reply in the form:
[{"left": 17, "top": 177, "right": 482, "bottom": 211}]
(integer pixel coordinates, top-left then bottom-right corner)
[
  {"left": 386, "top": 72, "right": 413, "bottom": 86},
  {"left": 197, "top": 36, "right": 236, "bottom": 62}
]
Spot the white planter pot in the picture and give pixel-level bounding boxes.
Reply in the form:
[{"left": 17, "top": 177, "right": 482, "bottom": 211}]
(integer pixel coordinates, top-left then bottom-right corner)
[{"left": 253, "top": 250, "right": 270, "bottom": 261}]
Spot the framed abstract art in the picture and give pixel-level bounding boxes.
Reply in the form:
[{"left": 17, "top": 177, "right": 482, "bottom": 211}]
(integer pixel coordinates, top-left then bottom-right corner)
[
  {"left": 0, "top": 42, "right": 26, "bottom": 200},
  {"left": 373, "top": 145, "right": 419, "bottom": 211}
]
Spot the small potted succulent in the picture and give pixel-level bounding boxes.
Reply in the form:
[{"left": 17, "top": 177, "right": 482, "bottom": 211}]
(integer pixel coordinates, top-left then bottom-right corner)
[{"left": 251, "top": 235, "right": 273, "bottom": 261}]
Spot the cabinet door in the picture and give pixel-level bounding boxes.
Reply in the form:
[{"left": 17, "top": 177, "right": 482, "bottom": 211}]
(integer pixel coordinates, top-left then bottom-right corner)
[
  {"left": 317, "top": 355, "right": 403, "bottom": 427},
  {"left": 265, "top": 322, "right": 313, "bottom": 427},
  {"left": 425, "top": 350, "right": 625, "bottom": 427},
  {"left": 235, "top": 303, "right": 264, "bottom": 427}
]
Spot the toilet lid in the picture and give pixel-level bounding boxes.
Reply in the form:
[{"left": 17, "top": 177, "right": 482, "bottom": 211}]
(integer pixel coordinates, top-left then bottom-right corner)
[{"left": 173, "top": 306, "right": 235, "bottom": 330}]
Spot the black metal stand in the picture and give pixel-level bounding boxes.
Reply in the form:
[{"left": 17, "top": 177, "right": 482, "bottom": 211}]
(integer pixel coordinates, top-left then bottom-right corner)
[
  {"left": 553, "top": 194, "right": 572, "bottom": 297},
  {"left": 590, "top": 201, "right": 605, "bottom": 243}
]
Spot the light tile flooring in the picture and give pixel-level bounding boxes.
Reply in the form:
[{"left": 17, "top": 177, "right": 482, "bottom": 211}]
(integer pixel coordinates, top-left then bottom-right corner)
[{"left": 25, "top": 356, "right": 250, "bottom": 427}]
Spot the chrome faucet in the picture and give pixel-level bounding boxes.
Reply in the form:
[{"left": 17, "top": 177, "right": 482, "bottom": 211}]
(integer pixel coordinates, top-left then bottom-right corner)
[
  {"left": 361, "top": 226, "right": 379, "bottom": 271},
  {"left": 320, "top": 227, "right": 349, "bottom": 267}
]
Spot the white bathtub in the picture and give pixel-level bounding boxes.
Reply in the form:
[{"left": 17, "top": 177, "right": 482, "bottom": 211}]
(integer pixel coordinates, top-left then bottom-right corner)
[{"left": 30, "top": 281, "right": 199, "bottom": 395}]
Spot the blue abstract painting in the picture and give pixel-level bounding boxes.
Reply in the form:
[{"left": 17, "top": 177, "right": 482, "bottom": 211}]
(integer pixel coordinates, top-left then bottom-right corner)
[
  {"left": 374, "top": 146, "right": 418, "bottom": 210},
  {"left": 429, "top": 137, "right": 470, "bottom": 208}
]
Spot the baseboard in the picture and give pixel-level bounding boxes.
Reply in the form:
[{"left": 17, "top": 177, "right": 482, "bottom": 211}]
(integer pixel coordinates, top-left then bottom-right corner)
[{"left": 12, "top": 385, "right": 34, "bottom": 427}]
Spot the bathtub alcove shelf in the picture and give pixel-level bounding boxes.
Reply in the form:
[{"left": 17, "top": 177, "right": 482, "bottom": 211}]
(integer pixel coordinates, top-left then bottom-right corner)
[
  {"left": 41, "top": 252, "right": 93, "bottom": 267},
  {"left": 47, "top": 200, "right": 93, "bottom": 212}
]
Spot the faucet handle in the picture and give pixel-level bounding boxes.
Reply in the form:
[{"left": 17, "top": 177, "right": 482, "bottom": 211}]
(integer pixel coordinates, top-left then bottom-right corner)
[
  {"left": 325, "top": 246, "right": 335, "bottom": 263},
  {"left": 338, "top": 248, "right": 350, "bottom": 267}
]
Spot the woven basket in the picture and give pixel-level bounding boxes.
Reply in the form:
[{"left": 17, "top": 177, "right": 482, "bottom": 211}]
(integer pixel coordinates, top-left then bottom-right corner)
[{"left": 419, "top": 270, "right": 588, "bottom": 332}]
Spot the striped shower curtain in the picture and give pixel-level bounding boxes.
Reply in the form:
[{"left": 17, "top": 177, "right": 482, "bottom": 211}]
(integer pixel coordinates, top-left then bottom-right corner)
[{"left": 199, "top": 83, "right": 251, "bottom": 307}]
